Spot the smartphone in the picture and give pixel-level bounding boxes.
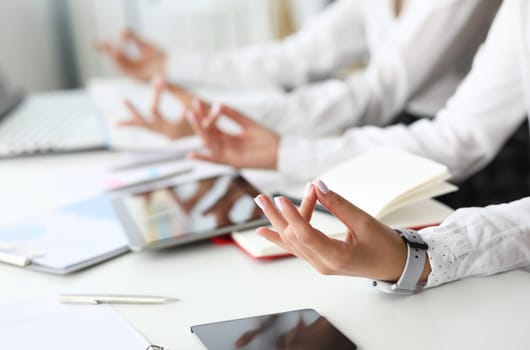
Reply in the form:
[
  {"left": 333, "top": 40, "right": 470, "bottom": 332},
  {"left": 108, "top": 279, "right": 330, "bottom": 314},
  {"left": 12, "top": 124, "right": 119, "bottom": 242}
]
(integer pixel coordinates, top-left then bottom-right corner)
[{"left": 191, "top": 308, "right": 357, "bottom": 350}]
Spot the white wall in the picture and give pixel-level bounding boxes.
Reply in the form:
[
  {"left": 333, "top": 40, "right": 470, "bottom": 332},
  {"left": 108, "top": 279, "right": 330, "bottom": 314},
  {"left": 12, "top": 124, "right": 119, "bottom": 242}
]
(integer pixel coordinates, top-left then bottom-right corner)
[
  {"left": 69, "top": 0, "right": 276, "bottom": 85},
  {"left": 0, "top": 0, "right": 65, "bottom": 92}
]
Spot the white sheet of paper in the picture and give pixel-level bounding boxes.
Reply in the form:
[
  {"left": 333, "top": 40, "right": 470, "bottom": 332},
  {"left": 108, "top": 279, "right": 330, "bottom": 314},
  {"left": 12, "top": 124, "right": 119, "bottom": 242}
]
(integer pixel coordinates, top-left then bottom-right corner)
[
  {"left": 0, "top": 196, "right": 127, "bottom": 270},
  {"left": 0, "top": 299, "right": 150, "bottom": 349}
]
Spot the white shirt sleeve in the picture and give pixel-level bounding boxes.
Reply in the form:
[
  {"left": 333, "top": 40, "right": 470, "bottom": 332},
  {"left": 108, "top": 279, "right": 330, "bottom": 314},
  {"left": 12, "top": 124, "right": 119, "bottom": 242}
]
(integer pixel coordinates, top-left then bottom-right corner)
[
  {"left": 258, "top": 0, "right": 501, "bottom": 137},
  {"left": 278, "top": 1, "right": 527, "bottom": 181},
  {"left": 165, "top": 0, "right": 366, "bottom": 89},
  {"left": 419, "top": 197, "right": 530, "bottom": 288}
]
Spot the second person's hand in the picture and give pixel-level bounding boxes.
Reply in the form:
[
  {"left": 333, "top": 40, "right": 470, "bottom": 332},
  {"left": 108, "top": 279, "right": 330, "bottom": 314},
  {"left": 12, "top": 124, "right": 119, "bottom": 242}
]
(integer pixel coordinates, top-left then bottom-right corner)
[
  {"left": 120, "top": 77, "right": 197, "bottom": 140},
  {"left": 186, "top": 100, "right": 280, "bottom": 169}
]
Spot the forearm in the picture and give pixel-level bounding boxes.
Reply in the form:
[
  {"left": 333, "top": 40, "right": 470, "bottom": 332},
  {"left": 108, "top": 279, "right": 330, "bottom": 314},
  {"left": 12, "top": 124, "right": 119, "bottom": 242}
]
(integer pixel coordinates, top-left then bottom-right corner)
[{"left": 255, "top": 76, "right": 368, "bottom": 137}]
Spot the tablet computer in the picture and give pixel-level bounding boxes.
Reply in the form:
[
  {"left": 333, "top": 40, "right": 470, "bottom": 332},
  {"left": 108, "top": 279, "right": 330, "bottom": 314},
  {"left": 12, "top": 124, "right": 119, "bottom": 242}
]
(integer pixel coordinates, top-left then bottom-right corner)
[
  {"left": 191, "top": 308, "right": 357, "bottom": 350},
  {"left": 112, "top": 173, "right": 268, "bottom": 251}
]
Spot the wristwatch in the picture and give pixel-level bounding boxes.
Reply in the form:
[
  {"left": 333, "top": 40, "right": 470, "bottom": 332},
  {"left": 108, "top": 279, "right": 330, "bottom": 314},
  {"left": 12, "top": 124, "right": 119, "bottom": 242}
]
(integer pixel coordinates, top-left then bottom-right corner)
[{"left": 371, "top": 228, "right": 429, "bottom": 294}]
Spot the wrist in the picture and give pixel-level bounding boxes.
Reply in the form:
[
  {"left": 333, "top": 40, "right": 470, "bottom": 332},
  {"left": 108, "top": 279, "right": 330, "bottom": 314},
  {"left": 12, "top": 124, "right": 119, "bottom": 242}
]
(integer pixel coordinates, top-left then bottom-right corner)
[{"left": 371, "top": 228, "right": 430, "bottom": 294}]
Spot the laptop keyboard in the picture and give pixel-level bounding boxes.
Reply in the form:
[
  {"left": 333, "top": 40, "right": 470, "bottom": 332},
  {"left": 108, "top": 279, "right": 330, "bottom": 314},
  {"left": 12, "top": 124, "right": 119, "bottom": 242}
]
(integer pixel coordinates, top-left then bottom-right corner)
[{"left": 0, "top": 91, "right": 107, "bottom": 156}]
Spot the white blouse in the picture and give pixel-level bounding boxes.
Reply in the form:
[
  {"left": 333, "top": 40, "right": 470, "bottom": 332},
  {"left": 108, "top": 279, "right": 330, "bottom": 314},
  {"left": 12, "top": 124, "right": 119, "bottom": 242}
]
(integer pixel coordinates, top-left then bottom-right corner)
[
  {"left": 279, "top": 0, "right": 530, "bottom": 289},
  {"left": 166, "top": 0, "right": 500, "bottom": 137},
  {"left": 421, "top": 0, "right": 530, "bottom": 288}
]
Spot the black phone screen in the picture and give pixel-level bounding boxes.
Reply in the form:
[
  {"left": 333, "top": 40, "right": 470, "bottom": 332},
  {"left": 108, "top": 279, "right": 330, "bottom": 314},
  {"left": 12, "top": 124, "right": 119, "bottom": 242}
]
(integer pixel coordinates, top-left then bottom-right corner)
[{"left": 191, "top": 309, "right": 357, "bottom": 350}]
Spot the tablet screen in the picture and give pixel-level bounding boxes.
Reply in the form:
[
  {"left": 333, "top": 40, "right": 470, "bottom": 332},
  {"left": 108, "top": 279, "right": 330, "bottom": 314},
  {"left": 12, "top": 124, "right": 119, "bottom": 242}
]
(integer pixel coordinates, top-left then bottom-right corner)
[
  {"left": 191, "top": 309, "right": 357, "bottom": 350},
  {"left": 113, "top": 174, "right": 267, "bottom": 250}
]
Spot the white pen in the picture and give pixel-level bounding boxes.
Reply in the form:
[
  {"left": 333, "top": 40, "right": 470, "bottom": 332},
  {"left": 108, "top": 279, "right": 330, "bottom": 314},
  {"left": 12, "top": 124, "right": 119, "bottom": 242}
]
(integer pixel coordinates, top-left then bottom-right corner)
[
  {"left": 0, "top": 251, "right": 31, "bottom": 267},
  {"left": 59, "top": 294, "right": 180, "bottom": 305}
]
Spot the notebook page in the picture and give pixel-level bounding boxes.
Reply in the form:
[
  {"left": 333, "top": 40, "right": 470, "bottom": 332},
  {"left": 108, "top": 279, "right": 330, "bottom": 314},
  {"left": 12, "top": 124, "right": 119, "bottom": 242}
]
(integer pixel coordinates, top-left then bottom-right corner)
[
  {"left": 0, "top": 299, "right": 150, "bottom": 349},
  {"left": 319, "top": 149, "right": 452, "bottom": 218}
]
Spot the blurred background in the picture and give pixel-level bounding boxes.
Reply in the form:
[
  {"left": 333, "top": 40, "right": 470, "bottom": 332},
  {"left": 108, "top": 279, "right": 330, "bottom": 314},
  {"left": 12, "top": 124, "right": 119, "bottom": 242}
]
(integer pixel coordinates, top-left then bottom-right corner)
[{"left": 0, "top": 0, "right": 331, "bottom": 92}]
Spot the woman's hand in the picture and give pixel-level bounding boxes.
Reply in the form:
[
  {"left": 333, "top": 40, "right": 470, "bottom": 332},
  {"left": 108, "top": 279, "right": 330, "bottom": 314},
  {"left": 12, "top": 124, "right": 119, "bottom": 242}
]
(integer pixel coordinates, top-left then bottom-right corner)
[
  {"left": 97, "top": 29, "right": 165, "bottom": 81},
  {"left": 187, "top": 101, "right": 280, "bottom": 169},
  {"left": 119, "top": 77, "right": 195, "bottom": 140},
  {"left": 254, "top": 180, "right": 431, "bottom": 282}
]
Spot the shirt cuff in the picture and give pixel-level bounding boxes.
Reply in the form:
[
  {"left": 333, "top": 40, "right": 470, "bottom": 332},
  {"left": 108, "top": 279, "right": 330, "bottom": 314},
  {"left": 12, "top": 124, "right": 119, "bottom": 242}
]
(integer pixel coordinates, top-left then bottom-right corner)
[{"left": 418, "top": 220, "right": 474, "bottom": 288}]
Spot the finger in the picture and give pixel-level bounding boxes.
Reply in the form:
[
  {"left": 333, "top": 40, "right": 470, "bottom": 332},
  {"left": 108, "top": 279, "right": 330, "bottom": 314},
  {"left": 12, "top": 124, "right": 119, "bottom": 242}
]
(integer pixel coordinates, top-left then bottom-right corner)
[
  {"left": 186, "top": 111, "right": 212, "bottom": 144},
  {"left": 313, "top": 179, "right": 373, "bottom": 231},
  {"left": 121, "top": 29, "right": 151, "bottom": 49},
  {"left": 254, "top": 195, "right": 288, "bottom": 232},
  {"left": 201, "top": 103, "right": 222, "bottom": 129},
  {"left": 299, "top": 183, "right": 317, "bottom": 221},
  {"left": 97, "top": 42, "right": 121, "bottom": 61},
  {"left": 270, "top": 197, "right": 334, "bottom": 271},
  {"left": 276, "top": 197, "right": 336, "bottom": 251},
  {"left": 235, "top": 331, "right": 259, "bottom": 348},
  {"left": 150, "top": 76, "right": 165, "bottom": 120},
  {"left": 123, "top": 99, "right": 148, "bottom": 126},
  {"left": 257, "top": 227, "right": 313, "bottom": 263},
  {"left": 192, "top": 98, "right": 210, "bottom": 117},
  {"left": 187, "top": 152, "right": 219, "bottom": 164},
  {"left": 117, "top": 119, "right": 144, "bottom": 127},
  {"left": 255, "top": 227, "right": 290, "bottom": 251},
  {"left": 208, "top": 103, "right": 254, "bottom": 127}
]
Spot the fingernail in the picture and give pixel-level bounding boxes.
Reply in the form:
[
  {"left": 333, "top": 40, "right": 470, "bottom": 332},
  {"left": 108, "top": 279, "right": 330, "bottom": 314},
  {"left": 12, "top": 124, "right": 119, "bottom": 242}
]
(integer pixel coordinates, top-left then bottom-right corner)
[
  {"left": 273, "top": 196, "right": 283, "bottom": 211},
  {"left": 192, "top": 99, "right": 201, "bottom": 111},
  {"left": 304, "top": 183, "right": 312, "bottom": 197},
  {"left": 185, "top": 111, "right": 196, "bottom": 125},
  {"left": 315, "top": 179, "right": 330, "bottom": 195},
  {"left": 210, "top": 103, "right": 221, "bottom": 116},
  {"left": 254, "top": 196, "right": 265, "bottom": 210},
  {"left": 152, "top": 74, "right": 164, "bottom": 87}
]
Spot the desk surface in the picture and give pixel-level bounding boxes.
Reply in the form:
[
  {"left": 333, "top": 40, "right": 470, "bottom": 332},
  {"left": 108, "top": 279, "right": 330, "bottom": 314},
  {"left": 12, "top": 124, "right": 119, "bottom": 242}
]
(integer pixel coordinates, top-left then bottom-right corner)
[{"left": 2, "top": 152, "right": 530, "bottom": 350}]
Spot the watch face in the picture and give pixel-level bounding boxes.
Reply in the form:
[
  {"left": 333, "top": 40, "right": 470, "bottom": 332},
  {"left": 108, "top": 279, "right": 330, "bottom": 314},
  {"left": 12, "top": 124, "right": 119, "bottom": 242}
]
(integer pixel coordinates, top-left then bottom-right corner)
[{"left": 192, "top": 309, "right": 357, "bottom": 350}]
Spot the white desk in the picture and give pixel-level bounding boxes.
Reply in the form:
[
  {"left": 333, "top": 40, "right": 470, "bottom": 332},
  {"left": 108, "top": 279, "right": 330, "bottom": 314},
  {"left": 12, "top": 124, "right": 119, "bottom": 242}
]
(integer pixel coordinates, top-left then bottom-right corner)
[{"left": 2, "top": 152, "right": 530, "bottom": 350}]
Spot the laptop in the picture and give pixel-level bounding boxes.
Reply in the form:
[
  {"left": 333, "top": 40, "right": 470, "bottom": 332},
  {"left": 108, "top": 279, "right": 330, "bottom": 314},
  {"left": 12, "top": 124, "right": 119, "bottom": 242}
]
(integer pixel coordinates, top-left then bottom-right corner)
[{"left": 0, "top": 73, "right": 108, "bottom": 158}]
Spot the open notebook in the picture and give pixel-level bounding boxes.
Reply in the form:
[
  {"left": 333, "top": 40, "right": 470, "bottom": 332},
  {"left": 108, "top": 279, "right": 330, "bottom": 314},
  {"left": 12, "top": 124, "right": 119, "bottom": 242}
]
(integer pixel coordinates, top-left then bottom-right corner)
[{"left": 232, "top": 149, "right": 457, "bottom": 259}]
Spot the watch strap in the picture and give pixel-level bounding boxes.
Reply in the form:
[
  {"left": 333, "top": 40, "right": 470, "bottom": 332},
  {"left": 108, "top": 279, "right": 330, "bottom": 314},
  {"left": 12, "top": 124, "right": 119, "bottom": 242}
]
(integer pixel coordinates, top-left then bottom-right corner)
[{"left": 372, "top": 228, "right": 428, "bottom": 294}]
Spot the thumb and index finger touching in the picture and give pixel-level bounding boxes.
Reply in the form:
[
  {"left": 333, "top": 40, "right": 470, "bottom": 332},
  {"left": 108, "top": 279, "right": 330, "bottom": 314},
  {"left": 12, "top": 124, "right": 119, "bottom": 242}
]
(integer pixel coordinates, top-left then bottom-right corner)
[{"left": 312, "top": 179, "right": 373, "bottom": 233}]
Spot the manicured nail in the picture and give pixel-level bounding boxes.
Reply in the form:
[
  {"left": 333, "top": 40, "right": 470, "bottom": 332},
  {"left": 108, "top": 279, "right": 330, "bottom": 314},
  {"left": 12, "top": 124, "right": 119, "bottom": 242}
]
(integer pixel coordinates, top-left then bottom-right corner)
[
  {"left": 152, "top": 74, "right": 165, "bottom": 88},
  {"left": 254, "top": 196, "right": 265, "bottom": 210},
  {"left": 210, "top": 103, "right": 222, "bottom": 116},
  {"left": 192, "top": 99, "right": 201, "bottom": 111},
  {"left": 273, "top": 196, "right": 284, "bottom": 211},
  {"left": 185, "top": 111, "right": 196, "bottom": 125},
  {"left": 304, "top": 183, "right": 313, "bottom": 197},
  {"left": 315, "top": 179, "right": 330, "bottom": 195}
]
